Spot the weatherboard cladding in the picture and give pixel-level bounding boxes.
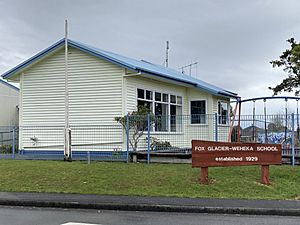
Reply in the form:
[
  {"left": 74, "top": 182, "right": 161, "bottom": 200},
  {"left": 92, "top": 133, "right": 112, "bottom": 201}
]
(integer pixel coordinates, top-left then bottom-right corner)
[
  {"left": 20, "top": 47, "right": 123, "bottom": 150},
  {"left": 21, "top": 47, "right": 123, "bottom": 126},
  {"left": 2, "top": 38, "right": 237, "bottom": 98}
]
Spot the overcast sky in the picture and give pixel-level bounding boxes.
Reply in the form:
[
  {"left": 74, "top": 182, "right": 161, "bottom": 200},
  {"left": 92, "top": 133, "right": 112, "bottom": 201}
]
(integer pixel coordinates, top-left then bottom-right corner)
[{"left": 1, "top": 0, "right": 300, "bottom": 114}]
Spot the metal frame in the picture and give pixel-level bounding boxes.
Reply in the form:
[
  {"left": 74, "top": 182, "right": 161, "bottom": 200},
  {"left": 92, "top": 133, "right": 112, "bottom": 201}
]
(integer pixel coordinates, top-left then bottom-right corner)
[{"left": 232, "top": 96, "right": 300, "bottom": 145}]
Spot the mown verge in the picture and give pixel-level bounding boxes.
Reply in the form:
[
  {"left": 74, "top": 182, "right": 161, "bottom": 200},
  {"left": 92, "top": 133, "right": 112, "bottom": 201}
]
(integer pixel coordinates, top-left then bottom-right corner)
[{"left": 0, "top": 160, "right": 299, "bottom": 200}]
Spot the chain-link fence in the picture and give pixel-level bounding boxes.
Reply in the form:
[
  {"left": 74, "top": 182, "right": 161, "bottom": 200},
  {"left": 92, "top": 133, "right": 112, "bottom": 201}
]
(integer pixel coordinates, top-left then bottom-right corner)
[
  {"left": 2, "top": 125, "right": 125, "bottom": 162},
  {"left": 0, "top": 113, "right": 299, "bottom": 164},
  {"left": 0, "top": 126, "right": 18, "bottom": 159},
  {"left": 126, "top": 114, "right": 219, "bottom": 153},
  {"left": 126, "top": 113, "right": 299, "bottom": 164}
]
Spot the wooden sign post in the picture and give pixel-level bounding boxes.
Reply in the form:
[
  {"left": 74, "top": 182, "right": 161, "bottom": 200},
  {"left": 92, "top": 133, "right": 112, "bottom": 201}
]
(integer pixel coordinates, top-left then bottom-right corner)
[{"left": 192, "top": 140, "right": 282, "bottom": 185}]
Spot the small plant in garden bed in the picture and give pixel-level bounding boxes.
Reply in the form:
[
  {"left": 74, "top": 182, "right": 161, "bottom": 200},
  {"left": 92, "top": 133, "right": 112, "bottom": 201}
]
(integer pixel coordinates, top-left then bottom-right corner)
[
  {"left": 115, "top": 105, "right": 158, "bottom": 152},
  {"left": 145, "top": 136, "right": 172, "bottom": 151}
]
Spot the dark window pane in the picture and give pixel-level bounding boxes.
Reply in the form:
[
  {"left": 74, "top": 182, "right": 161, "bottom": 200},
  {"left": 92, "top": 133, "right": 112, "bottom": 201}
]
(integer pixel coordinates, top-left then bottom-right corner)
[
  {"left": 146, "top": 90, "right": 152, "bottom": 100},
  {"left": 137, "top": 100, "right": 152, "bottom": 111},
  {"left": 155, "top": 92, "right": 161, "bottom": 101},
  {"left": 137, "top": 89, "right": 144, "bottom": 99},
  {"left": 155, "top": 103, "right": 168, "bottom": 131},
  {"left": 191, "top": 101, "right": 206, "bottom": 124},
  {"left": 170, "top": 95, "right": 176, "bottom": 103},
  {"left": 218, "top": 102, "right": 228, "bottom": 124},
  {"left": 170, "top": 105, "right": 176, "bottom": 131},
  {"left": 163, "top": 93, "right": 168, "bottom": 102}
]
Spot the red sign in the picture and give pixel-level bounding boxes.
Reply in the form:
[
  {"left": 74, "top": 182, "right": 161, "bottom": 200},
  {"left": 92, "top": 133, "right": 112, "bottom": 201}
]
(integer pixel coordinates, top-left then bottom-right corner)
[{"left": 192, "top": 140, "right": 282, "bottom": 168}]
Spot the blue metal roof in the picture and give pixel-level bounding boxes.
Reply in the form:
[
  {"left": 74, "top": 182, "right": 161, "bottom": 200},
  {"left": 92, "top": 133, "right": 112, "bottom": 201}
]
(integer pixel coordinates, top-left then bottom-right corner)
[
  {"left": 2, "top": 38, "right": 237, "bottom": 98},
  {"left": 0, "top": 79, "right": 19, "bottom": 91}
]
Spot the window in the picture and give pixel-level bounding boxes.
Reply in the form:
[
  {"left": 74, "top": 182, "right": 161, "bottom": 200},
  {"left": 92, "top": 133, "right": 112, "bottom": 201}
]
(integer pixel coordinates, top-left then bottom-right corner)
[
  {"left": 218, "top": 101, "right": 229, "bottom": 125},
  {"left": 190, "top": 100, "right": 206, "bottom": 124},
  {"left": 137, "top": 89, "right": 144, "bottom": 99},
  {"left": 170, "top": 95, "right": 176, "bottom": 103},
  {"left": 137, "top": 88, "right": 182, "bottom": 132},
  {"left": 146, "top": 90, "right": 152, "bottom": 100},
  {"left": 137, "top": 88, "right": 153, "bottom": 111}
]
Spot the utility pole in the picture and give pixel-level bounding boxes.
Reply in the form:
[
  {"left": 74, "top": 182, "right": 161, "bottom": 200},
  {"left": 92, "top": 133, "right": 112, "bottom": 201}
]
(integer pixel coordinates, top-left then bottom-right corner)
[
  {"left": 165, "top": 41, "right": 169, "bottom": 67},
  {"left": 64, "top": 19, "right": 72, "bottom": 161}
]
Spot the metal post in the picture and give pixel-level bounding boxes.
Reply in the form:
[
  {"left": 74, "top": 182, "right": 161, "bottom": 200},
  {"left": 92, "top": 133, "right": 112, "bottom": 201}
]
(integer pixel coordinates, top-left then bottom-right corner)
[
  {"left": 228, "top": 102, "right": 238, "bottom": 142},
  {"left": 126, "top": 114, "right": 129, "bottom": 163},
  {"left": 87, "top": 151, "right": 91, "bottom": 164},
  {"left": 1, "top": 132, "right": 3, "bottom": 146},
  {"left": 284, "top": 98, "right": 288, "bottom": 145},
  {"left": 237, "top": 100, "right": 242, "bottom": 143},
  {"left": 292, "top": 113, "right": 295, "bottom": 166},
  {"left": 69, "top": 128, "right": 72, "bottom": 159},
  {"left": 297, "top": 100, "right": 299, "bottom": 140},
  {"left": 264, "top": 99, "right": 267, "bottom": 143},
  {"left": 64, "top": 19, "right": 71, "bottom": 161},
  {"left": 64, "top": 128, "right": 72, "bottom": 161},
  {"left": 215, "top": 113, "right": 218, "bottom": 142},
  {"left": 147, "top": 113, "right": 150, "bottom": 164},
  {"left": 252, "top": 101, "right": 256, "bottom": 142},
  {"left": 12, "top": 127, "right": 15, "bottom": 160}
]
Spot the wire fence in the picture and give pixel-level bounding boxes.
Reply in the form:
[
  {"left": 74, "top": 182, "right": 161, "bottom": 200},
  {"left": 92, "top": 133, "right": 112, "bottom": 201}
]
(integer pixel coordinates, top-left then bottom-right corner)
[
  {"left": 0, "top": 113, "right": 299, "bottom": 164},
  {"left": 0, "top": 126, "right": 18, "bottom": 159}
]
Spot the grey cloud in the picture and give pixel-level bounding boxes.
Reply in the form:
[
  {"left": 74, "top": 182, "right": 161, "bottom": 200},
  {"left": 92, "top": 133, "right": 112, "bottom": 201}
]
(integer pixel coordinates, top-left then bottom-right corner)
[{"left": 1, "top": 0, "right": 300, "bottom": 101}]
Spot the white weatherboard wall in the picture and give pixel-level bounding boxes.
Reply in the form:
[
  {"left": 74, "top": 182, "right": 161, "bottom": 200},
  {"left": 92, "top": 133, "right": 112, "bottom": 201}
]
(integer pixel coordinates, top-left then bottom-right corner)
[
  {"left": 125, "top": 76, "right": 226, "bottom": 150},
  {"left": 20, "top": 47, "right": 123, "bottom": 151},
  {"left": 0, "top": 82, "right": 19, "bottom": 127},
  {"left": 16, "top": 45, "right": 231, "bottom": 152}
]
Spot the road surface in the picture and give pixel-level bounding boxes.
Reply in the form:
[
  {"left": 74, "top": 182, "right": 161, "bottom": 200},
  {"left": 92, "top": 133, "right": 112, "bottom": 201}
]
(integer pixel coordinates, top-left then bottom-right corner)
[{"left": 0, "top": 206, "right": 299, "bottom": 225}]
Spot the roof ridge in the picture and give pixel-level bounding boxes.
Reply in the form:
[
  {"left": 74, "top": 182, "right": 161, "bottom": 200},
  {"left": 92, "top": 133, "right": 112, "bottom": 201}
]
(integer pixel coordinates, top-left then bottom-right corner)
[{"left": 2, "top": 38, "right": 237, "bottom": 98}]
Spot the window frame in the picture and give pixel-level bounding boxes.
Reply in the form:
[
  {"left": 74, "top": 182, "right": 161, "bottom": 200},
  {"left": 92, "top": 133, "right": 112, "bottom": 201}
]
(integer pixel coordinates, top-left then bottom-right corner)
[
  {"left": 218, "top": 100, "right": 229, "bottom": 125},
  {"left": 189, "top": 99, "right": 208, "bottom": 125},
  {"left": 136, "top": 88, "right": 183, "bottom": 132}
]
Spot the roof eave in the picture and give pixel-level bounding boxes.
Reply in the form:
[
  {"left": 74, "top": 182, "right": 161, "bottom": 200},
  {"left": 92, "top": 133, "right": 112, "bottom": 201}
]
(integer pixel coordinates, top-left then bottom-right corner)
[
  {"left": 217, "top": 91, "right": 239, "bottom": 99},
  {"left": 138, "top": 70, "right": 238, "bottom": 98},
  {"left": 0, "top": 80, "right": 19, "bottom": 91}
]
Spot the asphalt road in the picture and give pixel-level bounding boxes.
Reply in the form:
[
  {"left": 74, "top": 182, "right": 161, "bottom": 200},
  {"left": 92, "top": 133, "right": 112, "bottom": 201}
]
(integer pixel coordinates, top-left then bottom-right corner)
[{"left": 0, "top": 206, "right": 299, "bottom": 225}]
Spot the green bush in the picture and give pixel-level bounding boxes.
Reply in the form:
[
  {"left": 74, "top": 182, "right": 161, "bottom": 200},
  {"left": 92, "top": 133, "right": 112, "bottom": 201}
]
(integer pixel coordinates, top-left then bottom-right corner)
[{"left": 0, "top": 144, "right": 13, "bottom": 154}]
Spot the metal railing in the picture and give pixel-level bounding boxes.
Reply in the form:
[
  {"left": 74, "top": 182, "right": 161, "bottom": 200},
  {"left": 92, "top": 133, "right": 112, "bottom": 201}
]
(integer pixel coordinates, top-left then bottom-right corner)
[{"left": 0, "top": 113, "right": 298, "bottom": 164}]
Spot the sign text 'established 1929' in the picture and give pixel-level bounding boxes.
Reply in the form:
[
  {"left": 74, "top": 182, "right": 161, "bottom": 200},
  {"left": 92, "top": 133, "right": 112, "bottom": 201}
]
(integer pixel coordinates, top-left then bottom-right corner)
[{"left": 192, "top": 140, "right": 282, "bottom": 185}]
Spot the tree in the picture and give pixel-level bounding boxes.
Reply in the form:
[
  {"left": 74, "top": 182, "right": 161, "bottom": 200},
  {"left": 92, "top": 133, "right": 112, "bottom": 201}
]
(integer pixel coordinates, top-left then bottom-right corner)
[
  {"left": 115, "top": 105, "right": 156, "bottom": 152},
  {"left": 268, "top": 115, "right": 285, "bottom": 132},
  {"left": 269, "top": 38, "right": 300, "bottom": 95}
]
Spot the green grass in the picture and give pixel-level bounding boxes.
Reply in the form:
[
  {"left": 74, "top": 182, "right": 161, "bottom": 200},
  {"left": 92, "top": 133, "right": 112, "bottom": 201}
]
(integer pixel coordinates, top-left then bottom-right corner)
[{"left": 0, "top": 160, "right": 299, "bottom": 200}]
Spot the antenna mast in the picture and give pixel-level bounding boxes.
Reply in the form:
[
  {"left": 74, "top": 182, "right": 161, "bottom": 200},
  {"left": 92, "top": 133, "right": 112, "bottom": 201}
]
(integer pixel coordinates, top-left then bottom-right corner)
[
  {"left": 64, "top": 19, "right": 72, "bottom": 161},
  {"left": 179, "top": 62, "right": 198, "bottom": 76},
  {"left": 64, "top": 19, "right": 69, "bottom": 129},
  {"left": 165, "top": 41, "right": 169, "bottom": 67}
]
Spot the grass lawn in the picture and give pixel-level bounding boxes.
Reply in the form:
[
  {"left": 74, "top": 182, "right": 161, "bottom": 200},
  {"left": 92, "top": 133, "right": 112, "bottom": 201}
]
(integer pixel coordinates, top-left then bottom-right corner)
[{"left": 0, "top": 160, "right": 299, "bottom": 200}]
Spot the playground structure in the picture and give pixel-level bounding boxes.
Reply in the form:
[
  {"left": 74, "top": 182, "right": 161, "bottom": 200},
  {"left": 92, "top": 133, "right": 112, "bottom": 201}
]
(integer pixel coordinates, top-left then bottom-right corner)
[{"left": 229, "top": 96, "right": 300, "bottom": 166}]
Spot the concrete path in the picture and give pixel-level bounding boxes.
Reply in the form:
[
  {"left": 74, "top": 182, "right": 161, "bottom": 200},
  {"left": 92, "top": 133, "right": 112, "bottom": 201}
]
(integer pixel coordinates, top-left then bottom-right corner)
[{"left": 0, "top": 192, "right": 299, "bottom": 216}]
